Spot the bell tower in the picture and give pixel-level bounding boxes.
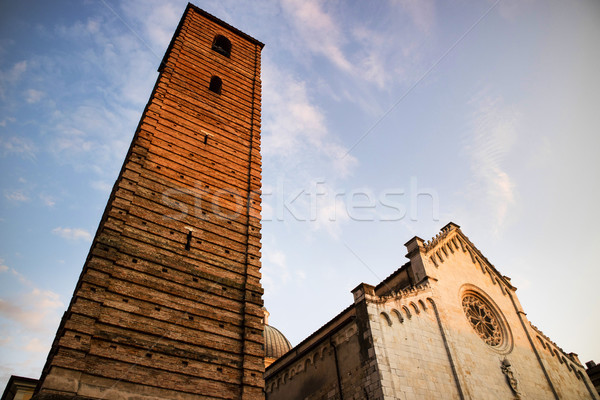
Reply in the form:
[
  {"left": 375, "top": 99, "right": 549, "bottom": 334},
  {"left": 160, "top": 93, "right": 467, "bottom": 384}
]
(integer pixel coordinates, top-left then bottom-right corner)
[{"left": 34, "top": 4, "right": 264, "bottom": 399}]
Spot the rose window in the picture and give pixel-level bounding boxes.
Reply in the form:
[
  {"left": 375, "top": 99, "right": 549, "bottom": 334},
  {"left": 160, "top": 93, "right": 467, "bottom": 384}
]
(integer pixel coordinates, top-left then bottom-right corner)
[{"left": 462, "top": 295, "right": 503, "bottom": 347}]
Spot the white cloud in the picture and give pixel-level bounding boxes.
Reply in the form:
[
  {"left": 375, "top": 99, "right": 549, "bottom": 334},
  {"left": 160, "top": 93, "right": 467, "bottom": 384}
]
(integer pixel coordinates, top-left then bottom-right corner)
[
  {"left": 0, "top": 262, "right": 64, "bottom": 387},
  {"left": 8, "top": 61, "right": 27, "bottom": 80},
  {"left": 0, "top": 136, "right": 37, "bottom": 159},
  {"left": 395, "top": 0, "right": 436, "bottom": 34},
  {"left": 23, "top": 337, "right": 48, "bottom": 354},
  {"left": 52, "top": 227, "right": 92, "bottom": 242},
  {"left": 4, "top": 190, "right": 29, "bottom": 202},
  {"left": 463, "top": 92, "right": 520, "bottom": 234},
  {"left": 0, "top": 272, "right": 64, "bottom": 332},
  {"left": 310, "top": 193, "right": 351, "bottom": 239},
  {"left": 0, "top": 61, "right": 27, "bottom": 100},
  {"left": 90, "top": 180, "right": 112, "bottom": 193},
  {"left": 262, "top": 63, "right": 358, "bottom": 178},
  {"left": 0, "top": 117, "right": 15, "bottom": 127},
  {"left": 39, "top": 194, "right": 56, "bottom": 207},
  {"left": 280, "top": 0, "right": 352, "bottom": 72},
  {"left": 25, "top": 88, "right": 44, "bottom": 104},
  {"left": 121, "top": 1, "right": 181, "bottom": 51},
  {"left": 262, "top": 249, "right": 290, "bottom": 299}
]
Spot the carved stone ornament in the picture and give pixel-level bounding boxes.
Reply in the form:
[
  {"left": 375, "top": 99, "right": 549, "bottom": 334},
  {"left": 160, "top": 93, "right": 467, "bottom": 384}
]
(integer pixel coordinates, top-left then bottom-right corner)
[
  {"left": 462, "top": 294, "right": 503, "bottom": 347},
  {"left": 501, "top": 358, "right": 521, "bottom": 399}
]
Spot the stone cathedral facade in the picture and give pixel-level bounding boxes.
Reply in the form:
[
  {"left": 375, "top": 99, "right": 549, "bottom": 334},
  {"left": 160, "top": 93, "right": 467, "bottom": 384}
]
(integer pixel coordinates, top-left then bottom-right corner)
[
  {"left": 264, "top": 223, "right": 599, "bottom": 399},
  {"left": 6, "top": 4, "right": 594, "bottom": 400},
  {"left": 33, "top": 4, "right": 265, "bottom": 400}
]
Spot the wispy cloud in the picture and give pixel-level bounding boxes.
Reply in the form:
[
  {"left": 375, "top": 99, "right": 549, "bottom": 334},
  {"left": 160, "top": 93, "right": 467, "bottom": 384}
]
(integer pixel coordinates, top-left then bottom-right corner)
[
  {"left": 90, "top": 180, "right": 112, "bottom": 193},
  {"left": 24, "top": 89, "right": 44, "bottom": 104},
  {"left": 0, "top": 261, "right": 64, "bottom": 388},
  {"left": 0, "top": 60, "right": 27, "bottom": 100},
  {"left": 281, "top": 0, "right": 352, "bottom": 72},
  {"left": 0, "top": 136, "right": 37, "bottom": 159},
  {"left": 0, "top": 117, "right": 15, "bottom": 127},
  {"left": 261, "top": 247, "right": 306, "bottom": 299},
  {"left": 395, "top": 0, "right": 436, "bottom": 34},
  {"left": 120, "top": 0, "right": 181, "bottom": 52},
  {"left": 262, "top": 63, "right": 358, "bottom": 178},
  {"left": 39, "top": 194, "right": 56, "bottom": 207},
  {"left": 463, "top": 91, "right": 520, "bottom": 234},
  {"left": 0, "top": 262, "right": 64, "bottom": 333},
  {"left": 4, "top": 189, "right": 29, "bottom": 203},
  {"left": 51, "top": 227, "right": 92, "bottom": 241}
]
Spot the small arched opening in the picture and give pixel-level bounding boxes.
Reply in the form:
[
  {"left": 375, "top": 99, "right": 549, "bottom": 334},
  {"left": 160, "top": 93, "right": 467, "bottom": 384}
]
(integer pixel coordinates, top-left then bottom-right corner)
[
  {"left": 209, "top": 76, "right": 222, "bottom": 94},
  {"left": 212, "top": 35, "right": 231, "bottom": 57}
]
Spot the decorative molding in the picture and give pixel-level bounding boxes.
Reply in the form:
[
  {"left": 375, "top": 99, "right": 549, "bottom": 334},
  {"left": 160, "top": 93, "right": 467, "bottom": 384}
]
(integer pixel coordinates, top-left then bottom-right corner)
[
  {"left": 530, "top": 323, "right": 583, "bottom": 376},
  {"left": 370, "top": 281, "right": 431, "bottom": 305},
  {"left": 265, "top": 322, "right": 358, "bottom": 394},
  {"left": 423, "top": 226, "right": 515, "bottom": 295}
]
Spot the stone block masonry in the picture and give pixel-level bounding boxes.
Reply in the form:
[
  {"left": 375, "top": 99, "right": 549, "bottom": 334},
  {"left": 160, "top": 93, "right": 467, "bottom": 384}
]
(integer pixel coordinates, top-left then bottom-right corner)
[{"left": 33, "top": 4, "right": 265, "bottom": 400}]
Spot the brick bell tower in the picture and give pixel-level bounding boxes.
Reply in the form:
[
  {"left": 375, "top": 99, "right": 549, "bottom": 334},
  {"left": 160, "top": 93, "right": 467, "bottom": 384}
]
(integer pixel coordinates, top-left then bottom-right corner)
[{"left": 34, "top": 4, "right": 264, "bottom": 400}]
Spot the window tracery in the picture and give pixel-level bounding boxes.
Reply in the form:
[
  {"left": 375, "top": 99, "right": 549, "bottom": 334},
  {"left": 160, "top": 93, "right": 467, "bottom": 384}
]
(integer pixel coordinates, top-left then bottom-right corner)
[{"left": 462, "top": 294, "right": 503, "bottom": 347}]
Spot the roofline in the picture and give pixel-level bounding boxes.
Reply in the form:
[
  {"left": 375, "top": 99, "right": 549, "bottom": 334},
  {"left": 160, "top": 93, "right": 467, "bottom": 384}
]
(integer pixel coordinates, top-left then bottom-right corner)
[
  {"left": 375, "top": 261, "right": 411, "bottom": 292},
  {"left": 159, "top": 3, "right": 264, "bottom": 72},
  {"left": 1, "top": 376, "right": 38, "bottom": 400},
  {"left": 187, "top": 3, "right": 265, "bottom": 48},
  {"left": 265, "top": 304, "right": 356, "bottom": 377}
]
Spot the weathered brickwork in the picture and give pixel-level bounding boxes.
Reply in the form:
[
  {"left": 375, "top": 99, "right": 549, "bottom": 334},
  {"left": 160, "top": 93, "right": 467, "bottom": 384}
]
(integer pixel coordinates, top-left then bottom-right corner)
[
  {"left": 266, "top": 223, "right": 598, "bottom": 400},
  {"left": 34, "top": 5, "right": 264, "bottom": 400}
]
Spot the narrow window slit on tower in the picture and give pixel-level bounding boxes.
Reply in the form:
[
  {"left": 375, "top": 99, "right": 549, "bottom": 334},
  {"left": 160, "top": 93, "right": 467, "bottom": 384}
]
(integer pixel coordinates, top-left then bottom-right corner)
[
  {"left": 204, "top": 135, "right": 208, "bottom": 144},
  {"left": 185, "top": 231, "right": 192, "bottom": 250},
  {"left": 209, "top": 76, "right": 222, "bottom": 94}
]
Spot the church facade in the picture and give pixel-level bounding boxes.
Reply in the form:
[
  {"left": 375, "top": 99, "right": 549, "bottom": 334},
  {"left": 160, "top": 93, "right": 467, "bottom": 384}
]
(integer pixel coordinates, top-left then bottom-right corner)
[{"left": 265, "top": 223, "right": 598, "bottom": 399}]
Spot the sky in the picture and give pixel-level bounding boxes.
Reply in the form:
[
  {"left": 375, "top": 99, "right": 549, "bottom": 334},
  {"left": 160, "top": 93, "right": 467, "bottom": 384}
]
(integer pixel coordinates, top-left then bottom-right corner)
[{"left": 0, "top": 0, "right": 599, "bottom": 388}]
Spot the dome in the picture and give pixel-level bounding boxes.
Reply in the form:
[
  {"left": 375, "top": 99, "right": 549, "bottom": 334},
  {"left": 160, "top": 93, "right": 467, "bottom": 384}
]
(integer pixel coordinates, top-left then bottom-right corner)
[{"left": 264, "top": 324, "right": 292, "bottom": 359}]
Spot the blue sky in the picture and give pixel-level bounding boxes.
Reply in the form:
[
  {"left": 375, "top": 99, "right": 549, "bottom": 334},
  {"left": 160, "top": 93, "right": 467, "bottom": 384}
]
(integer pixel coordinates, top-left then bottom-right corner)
[{"left": 1, "top": 0, "right": 599, "bottom": 387}]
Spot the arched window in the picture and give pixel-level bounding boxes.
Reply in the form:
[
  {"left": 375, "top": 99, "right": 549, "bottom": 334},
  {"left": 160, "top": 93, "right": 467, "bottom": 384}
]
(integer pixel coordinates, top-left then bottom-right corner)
[
  {"left": 209, "top": 76, "right": 222, "bottom": 94},
  {"left": 212, "top": 35, "right": 231, "bottom": 57}
]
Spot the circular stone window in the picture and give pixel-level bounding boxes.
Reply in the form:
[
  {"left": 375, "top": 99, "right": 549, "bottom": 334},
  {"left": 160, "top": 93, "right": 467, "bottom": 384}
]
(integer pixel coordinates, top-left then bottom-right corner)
[{"left": 462, "top": 294, "right": 504, "bottom": 347}]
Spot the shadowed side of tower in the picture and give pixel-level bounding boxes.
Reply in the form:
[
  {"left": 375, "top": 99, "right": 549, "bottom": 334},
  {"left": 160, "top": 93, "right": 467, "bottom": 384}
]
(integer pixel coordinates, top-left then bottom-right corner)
[{"left": 33, "top": 4, "right": 264, "bottom": 400}]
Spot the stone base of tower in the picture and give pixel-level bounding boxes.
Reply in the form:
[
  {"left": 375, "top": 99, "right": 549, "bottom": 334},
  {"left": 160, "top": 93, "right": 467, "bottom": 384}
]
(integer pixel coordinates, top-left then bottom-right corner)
[{"left": 35, "top": 366, "right": 261, "bottom": 400}]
